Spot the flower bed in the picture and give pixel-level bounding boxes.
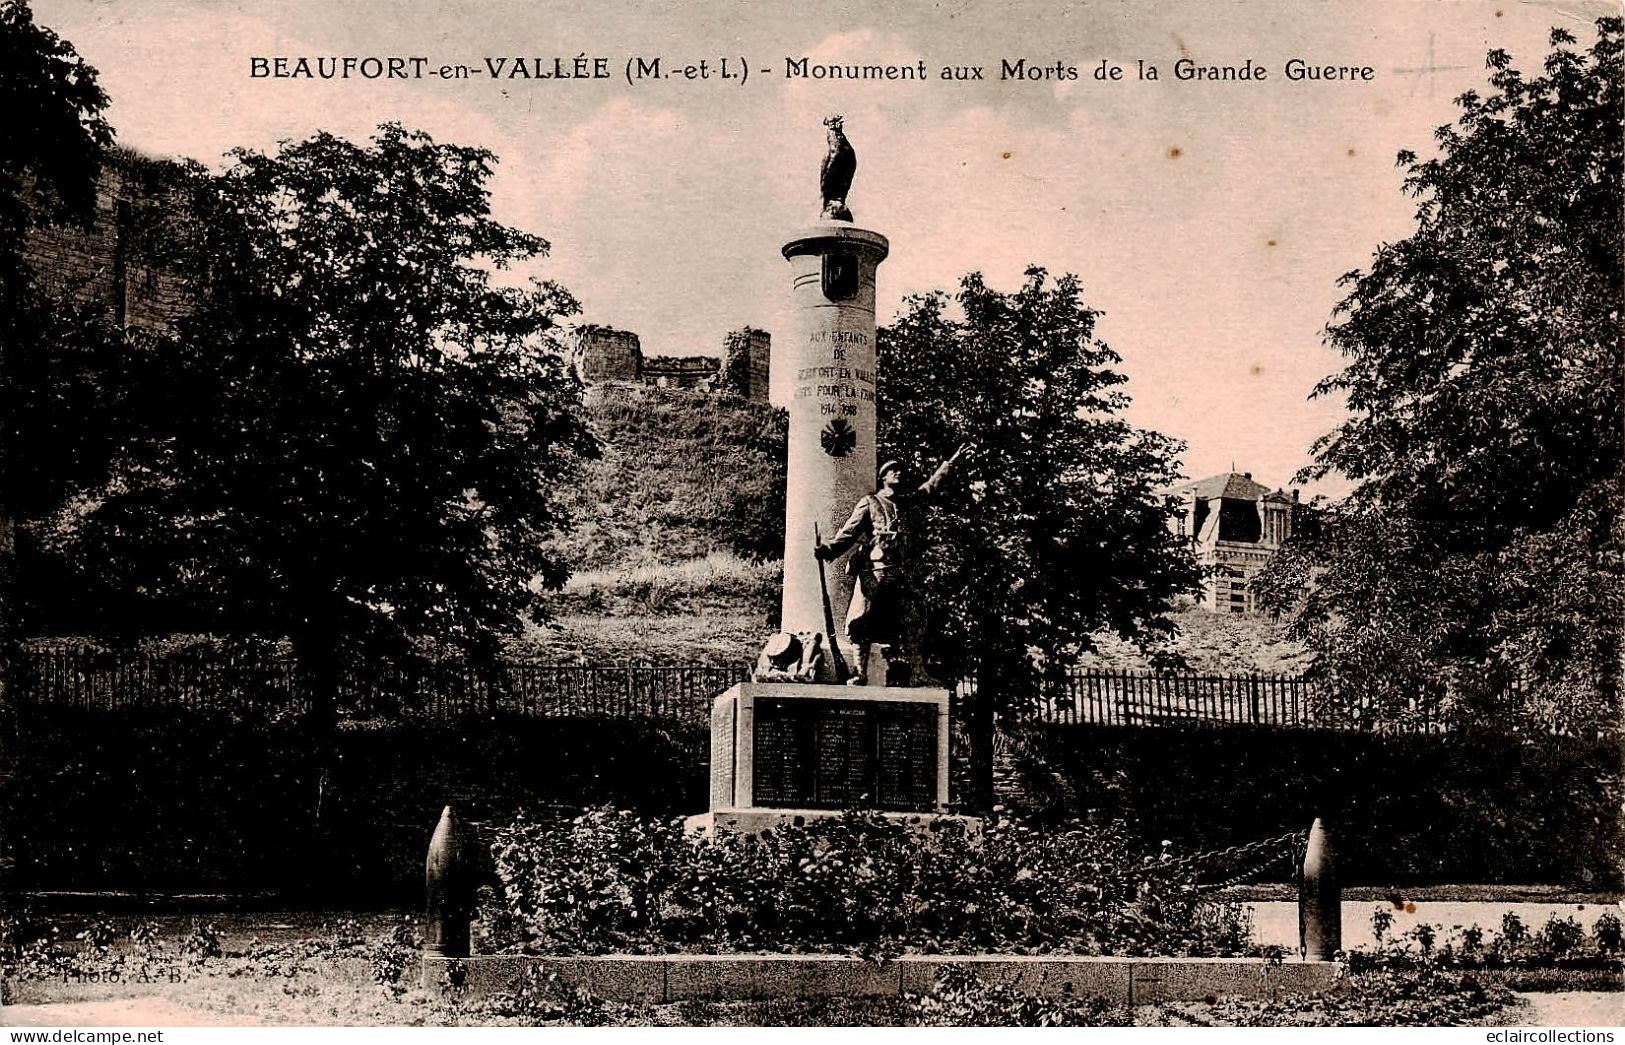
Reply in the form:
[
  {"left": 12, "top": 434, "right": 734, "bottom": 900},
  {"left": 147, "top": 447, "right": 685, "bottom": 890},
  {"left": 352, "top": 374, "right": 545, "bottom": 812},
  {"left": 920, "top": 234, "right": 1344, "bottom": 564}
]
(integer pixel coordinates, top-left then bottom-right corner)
[
  {"left": 1346, "top": 906, "right": 1623, "bottom": 992},
  {"left": 0, "top": 913, "right": 1525, "bottom": 1025},
  {"left": 481, "top": 808, "right": 1251, "bottom": 958}
]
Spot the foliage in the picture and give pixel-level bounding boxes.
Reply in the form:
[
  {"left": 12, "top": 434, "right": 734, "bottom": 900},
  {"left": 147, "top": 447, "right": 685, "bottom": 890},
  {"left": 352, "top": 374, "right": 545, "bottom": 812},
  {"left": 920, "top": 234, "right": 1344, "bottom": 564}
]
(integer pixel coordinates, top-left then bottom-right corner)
[
  {"left": 1350, "top": 906, "right": 1625, "bottom": 976},
  {"left": 5, "top": 156, "right": 192, "bottom": 628},
  {"left": 877, "top": 269, "right": 1201, "bottom": 805},
  {"left": 4, "top": 703, "right": 714, "bottom": 898},
  {"left": 907, "top": 967, "right": 1131, "bottom": 1027},
  {"left": 0, "top": 0, "right": 122, "bottom": 542},
  {"left": 476, "top": 965, "right": 631, "bottom": 1026},
  {"left": 0, "top": 0, "right": 112, "bottom": 272},
  {"left": 1257, "top": 21, "right": 1624, "bottom": 732},
  {"left": 556, "top": 384, "right": 787, "bottom": 569},
  {"left": 34, "top": 124, "right": 597, "bottom": 713},
  {"left": 915, "top": 959, "right": 1518, "bottom": 1027},
  {"left": 559, "top": 551, "right": 777, "bottom": 618},
  {"left": 1339, "top": 905, "right": 1625, "bottom": 994},
  {"left": 368, "top": 916, "right": 421, "bottom": 995},
  {"left": 1168, "top": 954, "right": 1515, "bottom": 1027},
  {"left": 1594, "top": 911, "right": 1623, "bottom": 953},
  {"left": 1009, "top": 720, "right": 1620, "bottom": 887},
  {"left": 1, "top": 910, "right": 1567, "bottom": 1026},
  {"left": 0, "top": 910, "right": 180, "bottom": 988},
  {"left": 0, "top": 1, "right": 116, "bottom": 892},
  {"left": 180, "top": 922, "right": 223, "bottom": 963},
  {"left": 484, "top": 807, "right": 1250, "bottom": 958}
]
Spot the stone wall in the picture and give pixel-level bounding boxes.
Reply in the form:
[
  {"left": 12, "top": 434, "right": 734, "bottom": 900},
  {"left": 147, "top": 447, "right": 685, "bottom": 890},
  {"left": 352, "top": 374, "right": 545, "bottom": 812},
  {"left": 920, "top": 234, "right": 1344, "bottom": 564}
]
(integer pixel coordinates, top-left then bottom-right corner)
[
  {"left": 9, "top": 704, "right": 707, "bottom": 900},
  {"left": 722, "top": 327, "right": 772, "bottom": 403},
  {"left": 574, "top": 325, "right": 644, "bottom": 381},
  {"left": 577, "top": 325, "right": 769, "bottom": 400},
  {"left": 15, "top": 700, "right": 1613, "bottom": 895},
  {"left": 22, "top": 150, "right": 193, "bottom": 332},
  {"left": 991, "top": 721, "right": 1621, "bottom": 887},
  {"left": 642, "top": 354, "right": 720, "bottom": 390}
]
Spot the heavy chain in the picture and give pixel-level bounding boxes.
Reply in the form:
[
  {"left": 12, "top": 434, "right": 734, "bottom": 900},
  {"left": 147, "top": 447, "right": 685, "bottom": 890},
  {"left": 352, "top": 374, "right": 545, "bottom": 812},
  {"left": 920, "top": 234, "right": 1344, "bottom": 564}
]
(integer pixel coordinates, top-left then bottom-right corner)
[
  {"left": 1149, "top": 829, "right": 1308, "bottom": 886},
  {"left": 1193, "top": 840, "right": 1300, "bottom": 894}
]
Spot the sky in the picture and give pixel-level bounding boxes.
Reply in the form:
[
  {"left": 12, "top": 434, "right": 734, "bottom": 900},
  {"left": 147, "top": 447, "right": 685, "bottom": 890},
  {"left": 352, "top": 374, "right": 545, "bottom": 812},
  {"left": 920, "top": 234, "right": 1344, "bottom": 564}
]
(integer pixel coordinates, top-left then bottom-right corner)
[{"left": 30, "top": 0, "right": 1613, "bottom": 498}]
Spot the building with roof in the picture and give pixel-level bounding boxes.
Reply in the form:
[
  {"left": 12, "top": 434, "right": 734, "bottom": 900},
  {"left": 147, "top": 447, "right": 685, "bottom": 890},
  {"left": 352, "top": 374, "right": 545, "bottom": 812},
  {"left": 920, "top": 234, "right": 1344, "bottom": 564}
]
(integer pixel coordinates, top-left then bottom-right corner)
[{"left": 1169, "top": 470, "right": 1297, "bottom": 614}]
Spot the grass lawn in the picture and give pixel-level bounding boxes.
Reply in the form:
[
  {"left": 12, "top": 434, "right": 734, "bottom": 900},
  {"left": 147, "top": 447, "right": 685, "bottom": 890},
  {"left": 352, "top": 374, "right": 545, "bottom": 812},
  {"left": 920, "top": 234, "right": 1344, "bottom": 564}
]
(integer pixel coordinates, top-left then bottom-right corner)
[{"left": 526, "top": 587, "right": 1309, "bottom": 674}]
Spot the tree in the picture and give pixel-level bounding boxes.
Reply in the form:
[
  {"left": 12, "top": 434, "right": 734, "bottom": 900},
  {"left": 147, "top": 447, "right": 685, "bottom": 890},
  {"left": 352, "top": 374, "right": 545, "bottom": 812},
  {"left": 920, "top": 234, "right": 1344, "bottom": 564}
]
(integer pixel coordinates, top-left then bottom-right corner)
[
  {"left": 0, "top": 0, "right": 114, "bottom": 888},
  {"left": 1, "top": 0, "right": 116, "bottom": 601},
  {"left": 1256, "top": 21, "right": 1623, "bottom": 732},
  {"left": 40, "top": 124, "right": 597, "bottom": 725},
  {"left": 0, "top": 0, "right": 112, "bottom": 279},
  {"left": 877, "top": 268, "right": 1201, "bottom": 810}
]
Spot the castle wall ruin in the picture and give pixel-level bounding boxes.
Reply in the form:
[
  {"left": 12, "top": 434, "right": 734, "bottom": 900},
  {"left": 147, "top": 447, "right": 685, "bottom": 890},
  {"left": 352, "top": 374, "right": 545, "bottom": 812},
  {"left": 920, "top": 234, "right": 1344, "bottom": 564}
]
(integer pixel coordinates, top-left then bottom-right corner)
[
  {"left": 575, "top": 324, "right": 771, "bottom": 403},
  {"left": 23, "top": 150, "right": 193, "bottom": 333}
]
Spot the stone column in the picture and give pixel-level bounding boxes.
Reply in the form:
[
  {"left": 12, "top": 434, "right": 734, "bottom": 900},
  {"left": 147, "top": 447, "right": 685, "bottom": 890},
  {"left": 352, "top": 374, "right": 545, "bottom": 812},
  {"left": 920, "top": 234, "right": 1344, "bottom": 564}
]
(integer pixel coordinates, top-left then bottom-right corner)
[{"left": 779, "top": 223, "right": 889, "bottom": 657}]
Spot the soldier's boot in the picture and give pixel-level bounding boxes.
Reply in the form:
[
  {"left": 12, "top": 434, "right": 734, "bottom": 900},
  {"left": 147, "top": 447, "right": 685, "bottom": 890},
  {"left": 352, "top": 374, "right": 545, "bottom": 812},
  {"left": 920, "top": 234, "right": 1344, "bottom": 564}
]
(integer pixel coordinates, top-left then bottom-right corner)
[{"left": 848, "top": 641, "right": 870, "bottom": 686}]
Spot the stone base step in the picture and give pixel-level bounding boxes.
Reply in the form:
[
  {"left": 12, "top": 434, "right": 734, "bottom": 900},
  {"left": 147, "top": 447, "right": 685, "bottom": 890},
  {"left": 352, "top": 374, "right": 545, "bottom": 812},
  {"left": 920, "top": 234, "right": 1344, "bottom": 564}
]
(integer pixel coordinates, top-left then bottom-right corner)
[{"left": 422, "top": 952, "right": 1340, "bottom": 1006}]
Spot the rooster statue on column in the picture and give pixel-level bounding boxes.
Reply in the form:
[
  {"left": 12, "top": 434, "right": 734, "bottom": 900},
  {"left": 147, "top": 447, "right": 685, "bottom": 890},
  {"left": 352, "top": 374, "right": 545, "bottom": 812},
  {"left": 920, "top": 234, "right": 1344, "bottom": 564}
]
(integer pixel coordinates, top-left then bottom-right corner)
[{"left": 820, "top": 114, "right": 856, "bottom": 221}]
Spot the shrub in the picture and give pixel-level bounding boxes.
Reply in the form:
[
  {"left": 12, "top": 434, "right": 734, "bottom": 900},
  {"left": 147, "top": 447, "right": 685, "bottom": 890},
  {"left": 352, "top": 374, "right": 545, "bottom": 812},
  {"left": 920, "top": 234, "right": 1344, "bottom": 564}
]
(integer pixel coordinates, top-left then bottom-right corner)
[
  {"left": 1500, "top": 912, "right": 1528, "bottom": 950},
  {"left": 181, "top": 922, "right": 223, "bottom": 964},
  {"left": 1593, "top": 912, "right": 1622, "bottom": 954},
  {"left": 129, "top": 920, "right": 162, "bottom": 957},
  {"left": 1535, "top": 915, "right": 1585, "bottom": 959},
  {"left": 1370, "top": 906, "right": 1395, "bottom": 947},
  {"left": 75, "top": 919, "right": 117, "bottom": 955},
  {"left": 1181, "top": 953, "right": 1517, "bottom": 1027},
  {"left": 331, "top": 918, "right": 367, "bottom": 950},
  {"left": 476, "top": 965, "right": 632, "bottom": 1026},
  {"left": 1407, "top": 923, "right": 1437, "bottom": 956},
  {"left": 908, "top": 966, "right": 1131, "bottom": 1027},
  {"left": 484, "top": 808, "right": 1250, "bottom": 957},
  {"left": 1350, "top": 913, "right": 1624, "bottom": 984},
  {"left": 1, "top": 912, "right": 67, "bottom": 982},
  {"left": 366, "top": 916, "right": 421, "bottom": 996}
]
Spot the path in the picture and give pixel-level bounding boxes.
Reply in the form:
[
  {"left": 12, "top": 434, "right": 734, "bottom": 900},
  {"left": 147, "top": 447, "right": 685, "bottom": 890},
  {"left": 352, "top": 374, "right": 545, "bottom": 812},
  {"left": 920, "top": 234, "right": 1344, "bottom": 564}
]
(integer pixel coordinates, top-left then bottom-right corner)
[
  {"left": 2, "top": 998, "right": 256, "bottom": 1027},
  {"left": 1512, "top": 992, "right": 1621, "bottom": 1027}
]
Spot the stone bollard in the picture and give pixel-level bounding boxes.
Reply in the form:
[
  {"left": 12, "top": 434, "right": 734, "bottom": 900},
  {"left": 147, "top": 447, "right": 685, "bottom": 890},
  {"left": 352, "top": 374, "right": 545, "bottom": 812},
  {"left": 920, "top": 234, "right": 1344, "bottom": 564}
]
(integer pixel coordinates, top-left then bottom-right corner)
[
  {"left": 1299, "top": 816, "right": 1341, "bottom": 960},
  {"left": 425, "top": 804, "right": 472, "bottom": 958}
]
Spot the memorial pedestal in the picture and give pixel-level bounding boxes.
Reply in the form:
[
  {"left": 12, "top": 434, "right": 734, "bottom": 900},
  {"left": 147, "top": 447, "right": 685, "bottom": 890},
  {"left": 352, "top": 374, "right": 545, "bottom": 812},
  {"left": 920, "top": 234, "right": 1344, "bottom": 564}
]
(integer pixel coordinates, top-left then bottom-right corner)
[{"left": 685, "top": 683, "right": 979, "bottom": 836}]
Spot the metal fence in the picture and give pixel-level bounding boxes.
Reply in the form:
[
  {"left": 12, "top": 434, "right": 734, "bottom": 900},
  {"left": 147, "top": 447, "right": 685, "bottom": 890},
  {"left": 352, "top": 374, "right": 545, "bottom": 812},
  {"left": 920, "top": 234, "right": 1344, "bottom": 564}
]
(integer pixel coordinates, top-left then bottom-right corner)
[
  {"left": 15, "top": 644, "right": 747, "bottom": 725},
  {"left": 13, "top": 645, "right": 1608, "bottom": 736},
  {"left": 1033, "top": 669, "right": 1334, "bottom": 729},
  {"left": 1015, "top": 669, "right": 1607, "bottom": 736}
]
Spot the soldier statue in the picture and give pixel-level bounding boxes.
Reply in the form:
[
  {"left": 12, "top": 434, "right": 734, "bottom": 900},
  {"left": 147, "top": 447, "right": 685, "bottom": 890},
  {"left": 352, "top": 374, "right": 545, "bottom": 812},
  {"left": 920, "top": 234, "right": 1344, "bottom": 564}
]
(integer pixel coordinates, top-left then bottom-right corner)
[{"left": 815, "top": 443, "right": 971, "bottom": 685}]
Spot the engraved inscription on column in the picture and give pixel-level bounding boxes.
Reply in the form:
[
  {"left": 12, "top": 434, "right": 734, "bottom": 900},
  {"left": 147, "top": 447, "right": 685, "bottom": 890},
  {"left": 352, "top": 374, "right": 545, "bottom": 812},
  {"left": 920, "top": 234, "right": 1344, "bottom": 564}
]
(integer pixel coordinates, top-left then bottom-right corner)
[{"left": 792, "top": 331, "right": 876, "bottom": 427}]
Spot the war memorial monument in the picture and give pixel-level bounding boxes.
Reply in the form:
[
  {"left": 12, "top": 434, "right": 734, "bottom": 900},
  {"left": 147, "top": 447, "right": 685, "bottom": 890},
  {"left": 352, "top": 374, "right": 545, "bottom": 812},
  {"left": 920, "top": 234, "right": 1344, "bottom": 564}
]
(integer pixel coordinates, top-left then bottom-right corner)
[{"left": 686, "top": 117, "right": 973, "bottom": 835}]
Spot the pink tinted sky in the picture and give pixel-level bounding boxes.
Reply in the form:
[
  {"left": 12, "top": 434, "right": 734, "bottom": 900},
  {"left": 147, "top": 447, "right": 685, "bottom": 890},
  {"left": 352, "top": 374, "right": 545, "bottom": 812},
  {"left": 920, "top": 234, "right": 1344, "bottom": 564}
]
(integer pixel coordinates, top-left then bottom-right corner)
[{"left": 31, "top": 0, "right": 1612, "bottom": 498}]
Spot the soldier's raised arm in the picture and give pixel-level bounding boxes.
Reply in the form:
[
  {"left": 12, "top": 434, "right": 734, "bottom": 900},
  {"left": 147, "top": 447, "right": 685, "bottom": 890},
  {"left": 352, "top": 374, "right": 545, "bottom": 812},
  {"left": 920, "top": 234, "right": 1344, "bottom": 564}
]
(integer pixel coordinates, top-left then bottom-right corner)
[{"left": 918, "top": 442, "right": 974, "bottom": 496}]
